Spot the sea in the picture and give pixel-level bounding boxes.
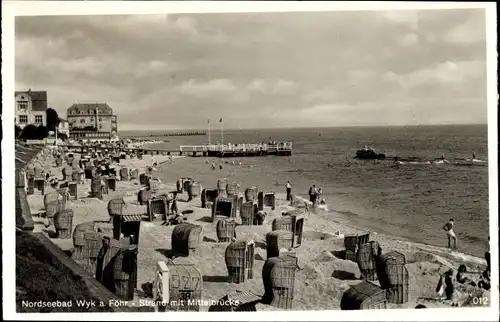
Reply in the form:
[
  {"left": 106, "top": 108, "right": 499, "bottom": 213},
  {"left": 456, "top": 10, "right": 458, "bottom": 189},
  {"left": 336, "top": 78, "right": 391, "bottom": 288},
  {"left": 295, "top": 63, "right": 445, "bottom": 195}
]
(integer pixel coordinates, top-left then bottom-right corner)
[{"left": 121, "top": 124, "right": 490, "bottom": 256}]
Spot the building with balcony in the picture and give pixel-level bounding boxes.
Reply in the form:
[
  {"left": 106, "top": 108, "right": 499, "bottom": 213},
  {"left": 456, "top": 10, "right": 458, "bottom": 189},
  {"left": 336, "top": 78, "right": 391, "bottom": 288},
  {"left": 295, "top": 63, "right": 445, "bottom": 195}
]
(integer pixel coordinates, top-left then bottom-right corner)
[
  {"left": 67, "top": 103, "right": 118, "bottom": 141},
  {"left": 15, "top": 90, "right": 48, "bottom": 129}
]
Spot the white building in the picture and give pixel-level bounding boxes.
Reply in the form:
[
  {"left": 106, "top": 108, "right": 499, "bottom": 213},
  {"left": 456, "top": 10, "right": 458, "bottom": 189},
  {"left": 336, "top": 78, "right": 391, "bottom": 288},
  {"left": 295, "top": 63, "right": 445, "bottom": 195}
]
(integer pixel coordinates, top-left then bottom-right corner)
[
  {"left": 67, "top": 103, "right": 118, "bottom": 141},
  {"left": 58, "top": 118, "right": 70, "bottom": 137},
  {"left": 15, "top": 90, "right": 48, "bottom": 129}
]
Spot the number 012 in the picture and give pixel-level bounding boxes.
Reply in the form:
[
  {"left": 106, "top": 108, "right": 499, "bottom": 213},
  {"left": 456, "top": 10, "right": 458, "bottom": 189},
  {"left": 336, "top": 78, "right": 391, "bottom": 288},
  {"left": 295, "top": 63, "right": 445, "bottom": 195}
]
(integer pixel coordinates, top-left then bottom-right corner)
[{"left": 472, "top": 297, "right": 489, "bottom": 305}]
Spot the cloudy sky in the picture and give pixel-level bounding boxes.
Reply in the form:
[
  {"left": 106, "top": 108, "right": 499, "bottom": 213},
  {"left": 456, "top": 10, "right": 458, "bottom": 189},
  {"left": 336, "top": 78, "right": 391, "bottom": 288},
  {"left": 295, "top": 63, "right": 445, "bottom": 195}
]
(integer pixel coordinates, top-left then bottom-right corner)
[{"left": 15, "top": 9, "right": 487, "bottom": 131}]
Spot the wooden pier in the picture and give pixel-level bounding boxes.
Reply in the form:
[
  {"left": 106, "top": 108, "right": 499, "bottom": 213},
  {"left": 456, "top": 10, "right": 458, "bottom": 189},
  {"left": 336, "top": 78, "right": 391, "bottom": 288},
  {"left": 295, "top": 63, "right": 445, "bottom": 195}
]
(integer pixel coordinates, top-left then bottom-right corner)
[
  {"left": 179, "top": 143, "right": 293, "bottom": 157},
  {"left": 59, "top": 142, "right": 292, "bottom": 158}
]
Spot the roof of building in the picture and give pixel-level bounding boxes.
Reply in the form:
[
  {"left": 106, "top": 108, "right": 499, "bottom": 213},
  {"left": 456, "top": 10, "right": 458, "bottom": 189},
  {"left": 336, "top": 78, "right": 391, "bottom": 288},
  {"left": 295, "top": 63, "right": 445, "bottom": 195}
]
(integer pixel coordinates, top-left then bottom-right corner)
[
  {"left": 15, "top": 91, "right": 48, "bottom": 112},
  {"left": 67, "top": 103, "right": 113, "bottom": 115},
  {"left": 59, "top": 118, "right": 67, "bottom": 122}
]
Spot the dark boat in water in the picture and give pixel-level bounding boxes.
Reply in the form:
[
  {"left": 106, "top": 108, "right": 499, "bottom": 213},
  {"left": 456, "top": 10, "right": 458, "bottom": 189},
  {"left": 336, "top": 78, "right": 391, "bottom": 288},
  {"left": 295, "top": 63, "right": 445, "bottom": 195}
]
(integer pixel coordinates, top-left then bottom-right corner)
[{"left": 354, "top": 147, "right": 386, "bottom": 160}]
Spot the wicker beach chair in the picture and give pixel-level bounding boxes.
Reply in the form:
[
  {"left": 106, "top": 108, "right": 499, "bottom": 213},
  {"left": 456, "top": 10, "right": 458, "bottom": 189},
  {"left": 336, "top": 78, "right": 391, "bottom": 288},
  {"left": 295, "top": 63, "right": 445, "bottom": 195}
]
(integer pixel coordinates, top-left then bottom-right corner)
[
  {"left": 272, "top": 215, "right": 304, "bottom": 248},
  {"left": 211, "top": 196, "right": 238, "bottom": 222},
  {"left": 376, "top": 251, "right": 409, "bottom": 304},
  {"left": 217, "top": 178, "right": 227, "bottom": 196},
  {"left": 112, "top": 245, "right": 139, "bottom": 301},
  {"left": 68, "top": 182, "right": 78, "bottom": 200},
  {"left": 83, "top": 231, "right": 106, "bottom": 277},
  {"left": 226, "top": 182, "right": 240, "bottom": 197},
  {"left": 225, "top": 240, "right": 255, "bottom": 283},
  {"left": 244, "top": 186, "right": 258, "bottom": 202},
  {"left": 187, "top": 181, "right": 202, "bottom": 201},
  {"left": 216, "top": 219, "right": 237, "bottom": 242},
  {"left": 72, "top": 222, "right": 97, "bottom": 261},
  {"left": 113, "top": 214, "right": 142, "bottom": 245},
  {"left": 356, "top": 241, "right": 381, "bottom": 281},
  {"left": 108, "top": 197, "right": 126, "bottom": 218},
  {"left": 340, "top": 281, "right": 387, "bottom": 310},
  {"left": 258, "top": 191, "right": 276, "bottom": 211},
  {"left": 262, "top": 255, "right": 298, "bottom": 309},
  {"left": 161, "top": 260, "right": 202, "bottom": 312},
  {"left": 201, "top": 188, "right": 218, "bottom": 208},
  {"left": 240, "top": 201, "right": 258, "bottom": 225},
  {"left": 266, "top": 230, "right": 294, "bottom": 259},
  {"left": 344, "top": 232, "right": 371, "bottom": 261},
  {"left": 171, "top": 223, "right": 203, "bottom": 257},
  {"left": 147, "top": 198, "right": 168, "bottom": 222},
  {"left": 120, "top": 167, "right": 129, "bottom": 181},
  {"left": 54, "top": 209, "right": 74, "bottom": 239}
]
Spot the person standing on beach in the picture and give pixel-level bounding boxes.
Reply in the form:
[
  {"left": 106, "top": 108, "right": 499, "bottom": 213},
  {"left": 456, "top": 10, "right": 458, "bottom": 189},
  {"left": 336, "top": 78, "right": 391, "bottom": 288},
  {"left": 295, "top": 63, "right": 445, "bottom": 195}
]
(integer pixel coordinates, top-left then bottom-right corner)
[
  {"left": 310, "top": 185, "right": 318, "bottom": 207},
  {"left": 286, "top": 181, "right": 292, "bottom": 201},
  {"left": 308, "top": 185, "right": 313, "bottom": 202},
  {"left": 443, "top": 219, "right": 457, "bottom": 249}
]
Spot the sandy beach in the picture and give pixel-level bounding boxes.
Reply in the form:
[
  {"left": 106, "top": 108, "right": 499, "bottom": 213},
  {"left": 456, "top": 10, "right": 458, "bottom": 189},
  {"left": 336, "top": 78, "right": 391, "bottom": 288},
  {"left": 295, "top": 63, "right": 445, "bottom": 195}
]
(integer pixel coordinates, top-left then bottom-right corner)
[{"left": 26, "top": 150, "right": 490, "bottom": 311}]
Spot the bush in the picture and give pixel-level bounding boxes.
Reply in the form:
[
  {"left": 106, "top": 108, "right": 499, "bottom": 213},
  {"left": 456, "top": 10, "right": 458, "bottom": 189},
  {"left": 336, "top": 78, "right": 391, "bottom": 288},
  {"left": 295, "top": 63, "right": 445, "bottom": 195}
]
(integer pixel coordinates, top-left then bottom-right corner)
[{"left": 19, "top": 124, "right": 49, "bottom": 140}]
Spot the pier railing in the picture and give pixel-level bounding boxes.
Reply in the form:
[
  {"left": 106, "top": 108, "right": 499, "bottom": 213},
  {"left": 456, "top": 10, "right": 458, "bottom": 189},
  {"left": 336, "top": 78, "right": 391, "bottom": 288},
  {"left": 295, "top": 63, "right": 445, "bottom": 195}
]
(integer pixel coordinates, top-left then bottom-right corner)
[{"left": 180, "top": 142, "right": 292, "bottom": 153}]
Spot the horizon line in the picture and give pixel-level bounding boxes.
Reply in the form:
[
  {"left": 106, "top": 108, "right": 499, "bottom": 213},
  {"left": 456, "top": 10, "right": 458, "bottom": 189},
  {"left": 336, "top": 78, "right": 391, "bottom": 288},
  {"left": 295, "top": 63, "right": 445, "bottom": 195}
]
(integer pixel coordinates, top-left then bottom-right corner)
[{"left": 118, "top": 122, "right": 488, "bottom": 133}]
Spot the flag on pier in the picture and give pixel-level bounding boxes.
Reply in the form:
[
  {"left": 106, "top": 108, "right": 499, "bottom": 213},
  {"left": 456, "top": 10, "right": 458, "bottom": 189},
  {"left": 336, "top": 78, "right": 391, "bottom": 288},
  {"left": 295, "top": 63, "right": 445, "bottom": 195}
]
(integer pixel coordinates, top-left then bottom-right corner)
[
  {"left": 208, "top": 119, "right": 210, "bottom": 124},
  {"left": 219, "top": 118, "right": 223, "bottom": 122}
]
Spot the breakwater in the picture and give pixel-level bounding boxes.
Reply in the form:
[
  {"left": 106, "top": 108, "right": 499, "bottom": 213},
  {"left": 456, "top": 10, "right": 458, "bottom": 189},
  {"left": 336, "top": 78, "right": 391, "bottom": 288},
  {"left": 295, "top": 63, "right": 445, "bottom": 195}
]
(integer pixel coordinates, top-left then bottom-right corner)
[{"left": 122, "top": 131, "right": 206, "bottom": 138}]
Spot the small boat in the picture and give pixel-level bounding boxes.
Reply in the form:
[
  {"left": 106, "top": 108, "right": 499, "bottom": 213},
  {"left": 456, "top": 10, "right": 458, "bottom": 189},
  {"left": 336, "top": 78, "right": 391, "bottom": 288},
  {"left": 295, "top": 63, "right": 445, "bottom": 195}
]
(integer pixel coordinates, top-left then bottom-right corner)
[{"left": 354, "top": 146, "right": 386, "bottom": 160}]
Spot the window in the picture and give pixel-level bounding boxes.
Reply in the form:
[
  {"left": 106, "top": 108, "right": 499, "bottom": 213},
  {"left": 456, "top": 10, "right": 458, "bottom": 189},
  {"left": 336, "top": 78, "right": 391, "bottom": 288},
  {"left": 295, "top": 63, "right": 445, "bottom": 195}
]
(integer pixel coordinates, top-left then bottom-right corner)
[
  {"left": 80, "top": 119, "right": 85, "bottom": 124},
  {"left": 17, "top": 102, "right": 28, "bottom": 111},
  {"left": 99, "top": 124, "right": 103, "bottom": 129},
  {"left": 99, "top": 117, "right": 102, "bottom": 121},
  {"left": 35, "top": 115, "right": 43, "bottom": 124},
  {"left": 19, "top": 115, "right": 28, "bottom": 124}
]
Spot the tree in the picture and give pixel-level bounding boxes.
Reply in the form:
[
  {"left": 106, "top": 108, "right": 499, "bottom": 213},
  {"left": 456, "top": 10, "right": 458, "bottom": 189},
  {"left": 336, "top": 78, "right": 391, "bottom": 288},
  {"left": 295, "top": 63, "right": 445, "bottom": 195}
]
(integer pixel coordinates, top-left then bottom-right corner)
[
  {"left": 46, "top": 108, "right": 60, "bottom": 132},
  {"left": 35, "top": 125, "right": 49, "bottom": 140},
  {"left": 15, "top": 125, "right": 22, "bottom": 138}
]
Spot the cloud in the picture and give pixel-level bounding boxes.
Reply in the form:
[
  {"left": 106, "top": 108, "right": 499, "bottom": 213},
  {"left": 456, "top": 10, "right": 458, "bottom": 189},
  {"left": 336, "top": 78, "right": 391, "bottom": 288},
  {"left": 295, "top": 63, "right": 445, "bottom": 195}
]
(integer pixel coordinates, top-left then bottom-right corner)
[
  {"left": 246, "top": 79, "right": 297, "bottom": 94},
  {"left": 379, "top": 10, "right": 420, "bottom": 29},
  {"left": 173, "top": 16, "right": 199, "bottom": 36},
  {"left": 176, "top": 79, "right": 237, "bottom": 97},
  {"left": 400, "top": 33, "right": 419, "bottom": 46},
  {"left": 445, "top": 18, "right": 486, "bottom": 45},
  {"left": 14, "top": 9, "right": 488, "bottom": 130},
  {"left": 385, "top": 60, "right": 486, "bottom": 88}
]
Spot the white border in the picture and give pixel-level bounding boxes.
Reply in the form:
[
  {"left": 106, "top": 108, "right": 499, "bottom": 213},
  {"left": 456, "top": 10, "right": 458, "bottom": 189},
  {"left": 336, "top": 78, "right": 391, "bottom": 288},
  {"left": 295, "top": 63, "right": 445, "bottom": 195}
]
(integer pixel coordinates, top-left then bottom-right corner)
[{"left": 2, "top": 1, "right": 498, "bottom": 321}]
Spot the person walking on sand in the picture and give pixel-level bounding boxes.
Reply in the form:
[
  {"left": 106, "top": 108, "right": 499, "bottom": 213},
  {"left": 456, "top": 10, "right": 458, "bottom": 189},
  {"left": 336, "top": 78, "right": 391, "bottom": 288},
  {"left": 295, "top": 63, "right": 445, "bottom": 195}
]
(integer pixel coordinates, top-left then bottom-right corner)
[
  {"left": 286, "top": 181, "right": 292, "bottom": 201},
  {"left": 443, "top": 218, "right": 457, "bottom": 249}
]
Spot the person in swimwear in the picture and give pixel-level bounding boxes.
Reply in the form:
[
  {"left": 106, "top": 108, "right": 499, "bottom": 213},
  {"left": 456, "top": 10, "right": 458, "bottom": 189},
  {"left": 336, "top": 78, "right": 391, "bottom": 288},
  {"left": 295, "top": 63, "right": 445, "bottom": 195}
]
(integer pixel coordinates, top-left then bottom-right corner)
[{"left": 443, "top": 218, "right": 457, "bottom": 249}]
